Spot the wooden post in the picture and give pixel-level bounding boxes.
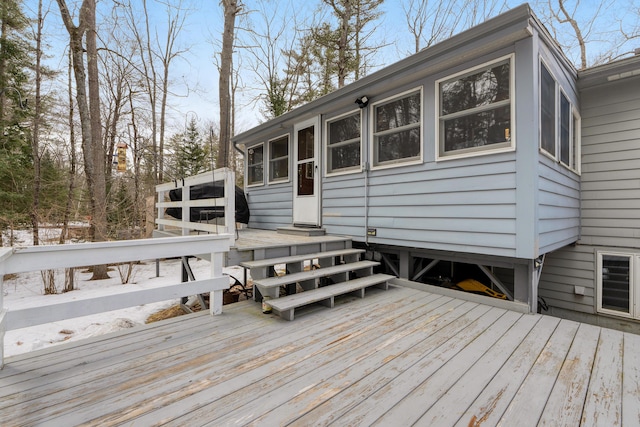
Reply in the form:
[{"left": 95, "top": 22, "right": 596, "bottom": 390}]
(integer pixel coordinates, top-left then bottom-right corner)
[
  {"left": 224, "top": 168, "right": 236, "bottom": 245},
  {"left": 210, "top": 251, "right": 225, "bottom": 315},
  {"left": 0, "top": 248, "right": 12, "bottom": 369},
  {"left": 181, "top": 180, "right": 190, "bottom": 236},
  {"left": 0, "top": 272, "right": 5, "bottom": 369}
]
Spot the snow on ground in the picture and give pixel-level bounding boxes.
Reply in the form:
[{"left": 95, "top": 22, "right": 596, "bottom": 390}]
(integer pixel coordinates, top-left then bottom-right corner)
[{"left": 1, "top": 226, "right": 246, "bottom": 358}]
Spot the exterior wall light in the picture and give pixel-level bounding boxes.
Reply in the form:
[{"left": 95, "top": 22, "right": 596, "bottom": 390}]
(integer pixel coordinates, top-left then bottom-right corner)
[{"left": 355, "top": 96, "right": 369, "bottom": 108}]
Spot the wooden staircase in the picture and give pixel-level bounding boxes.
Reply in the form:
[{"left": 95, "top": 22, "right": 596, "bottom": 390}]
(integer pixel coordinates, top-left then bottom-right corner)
[{"left": 240, "top": 245, "right": 394, "bottom": 320}]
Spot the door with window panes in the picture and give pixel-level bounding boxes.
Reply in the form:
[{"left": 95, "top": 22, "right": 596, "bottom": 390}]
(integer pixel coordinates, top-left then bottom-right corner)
[{"left": 293, "top": 117, "right": 320, "bottom": 226}]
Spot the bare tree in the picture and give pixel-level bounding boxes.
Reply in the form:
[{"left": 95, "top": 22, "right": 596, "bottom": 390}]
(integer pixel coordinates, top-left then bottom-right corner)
[
  {"left": 218, "top": 0, "right": 242, "bottom": 169},
  {"left": 547, "top": 0, "right": 605, "bottom": 69},
  {"left": 122, "top": 0, "right": 190, "bottom": 183},
  {"left": 30, "top": 0, "right": 45, "bottom": 245},
  {"left": 403, "top": 0, "right": 470, "bottom": 53},
  {"left": 240, "top": 0, "right": 304, "bottom": 118},
  {"left": 56, "top": 0, "right": 109, "bottom": 279},
  {"left": 59, "top": 47, "right": 77, "bottom": 246}
]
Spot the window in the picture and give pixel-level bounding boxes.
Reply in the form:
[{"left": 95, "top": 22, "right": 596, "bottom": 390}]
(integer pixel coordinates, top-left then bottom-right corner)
[
  {"left": 247, "top": 144, "right": 263, "bottom": 186},
  {"left": 540, "top": 64, "right": 556, "bottom": 156},
  {"left": 269, "top": 135, "right": 289, "bottom": 182},
  {"left": 597, "top": 252, "right": 639, "bottom": 319},
  {"left": 559, "top": 92, "right": 571, "bottom": 165},
  {"left": 327, "top": 112, "right": 361, "bottom": 174},
  {"left": 372, "top": 89, "right": 421, "bottom": 167},
  {"left": 437, "top": 57, "right": 513, "bottom": 159},
  {"left": 539, "top": 62, "right": 580, "bottom": 172}
]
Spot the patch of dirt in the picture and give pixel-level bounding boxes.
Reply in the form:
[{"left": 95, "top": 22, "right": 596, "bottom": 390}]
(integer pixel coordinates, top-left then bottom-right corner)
[{"left": 146, "top": 304, "right": 187, "bottom": 323}]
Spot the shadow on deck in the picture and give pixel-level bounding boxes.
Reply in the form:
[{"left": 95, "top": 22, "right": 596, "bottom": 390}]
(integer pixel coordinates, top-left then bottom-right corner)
[{"left": 1, "top": 284, "right": 638, "bottom": 426}]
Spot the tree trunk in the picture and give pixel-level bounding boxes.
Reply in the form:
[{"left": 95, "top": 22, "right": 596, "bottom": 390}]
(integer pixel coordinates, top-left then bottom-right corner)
[
  {"left": 56, "top": 0, "right": 109, "bottom": 280},
  {"left": 59, "top": 47, "right": 77, "bottom": 248},
  {"left": 30, "top": 0, "right": 44, "bottom": 246},
  {"left": 217, "top": 0, "right": 240, "bottom": 169}
]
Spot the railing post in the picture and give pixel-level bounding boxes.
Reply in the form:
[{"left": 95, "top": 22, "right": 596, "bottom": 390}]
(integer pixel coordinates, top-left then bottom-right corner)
[
  {"left": 210, "top": 251, "right": 224, "bottom": 315},
  {"left": 0, "top": 249, "right": 12, "bottom": 369},
  {"left": 224, "top": 168, "right": 236, "bottom": 244},
  {"left": 157, "top": 189, "right": 165, "bottom": 232},
  {"left": 0, "top": 271, "right": 4, "bottom": 369},
  {"left": 181, "top": 180, "right": 190, "bottom": 236}
]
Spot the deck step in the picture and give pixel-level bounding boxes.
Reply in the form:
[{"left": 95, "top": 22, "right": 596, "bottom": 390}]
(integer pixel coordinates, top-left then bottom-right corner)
[
  {"left": 277, "top": 226, "right": 326, "bottom": 237},
  {"left": 240, "top": 248, "right": 364, "bottom": 270},
  {"left": 253, "top": 260, "right": 379, "bottom": 290},
  {"left": 267, "top": 274, "right": 395, "bottom": 321}
]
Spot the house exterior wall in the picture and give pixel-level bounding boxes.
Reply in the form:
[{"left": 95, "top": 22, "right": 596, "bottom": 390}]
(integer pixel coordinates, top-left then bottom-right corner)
[
  {"left": 238, "top": 6, "right": 581, "bottom": 263},
  {"left": 539, "top": 59, "right": 640, "bottom": 327}
]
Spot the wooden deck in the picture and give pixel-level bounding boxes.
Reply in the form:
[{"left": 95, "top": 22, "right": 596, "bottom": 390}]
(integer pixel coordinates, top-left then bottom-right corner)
[{"left": 1, "top": 285, "right": 639, "bottom": 426}]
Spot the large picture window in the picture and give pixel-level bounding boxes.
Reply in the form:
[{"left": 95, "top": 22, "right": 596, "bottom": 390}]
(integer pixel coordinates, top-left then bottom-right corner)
[
  {"left": 372, "top": 89, "right": 421, "bottom": 167},
  {"left": 247, "top": 144, "right": 264, "bottom": 186},
  {"left": 269, "top": 135, "right": 289, "bottom": 182},
  {"left": 597, "top": 252, "right": 638, "bottom": 319},
  {"left": 437, "top": 57, "right": 513, "bottom": 159},
  {"left": 327, "top": 112, "right": 361, "bottom": 174}
]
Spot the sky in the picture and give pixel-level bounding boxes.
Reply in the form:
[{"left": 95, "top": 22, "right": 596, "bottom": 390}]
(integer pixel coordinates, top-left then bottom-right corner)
[{"left": 20, "top": 0, "right": 639, "bottom": 139}]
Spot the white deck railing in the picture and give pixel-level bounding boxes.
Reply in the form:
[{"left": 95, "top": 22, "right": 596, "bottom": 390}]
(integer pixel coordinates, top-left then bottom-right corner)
[
  {"left": 155, "top": 168, "right": 236, "bottom": 245},
  {"left": 0, "top": 234, "right": 231, "bottom": 369}
]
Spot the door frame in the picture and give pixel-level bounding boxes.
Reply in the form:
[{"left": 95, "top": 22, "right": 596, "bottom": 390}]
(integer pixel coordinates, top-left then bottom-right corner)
[{"left": 293, "top": 116, "right": 321, "bottom": 226}]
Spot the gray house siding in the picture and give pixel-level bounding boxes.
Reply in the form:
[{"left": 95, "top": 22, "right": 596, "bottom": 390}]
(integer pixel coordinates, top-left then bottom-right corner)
[
  {"left": 246, "top": 183, "right": 292, "bottom": 230},
  {"left": 347, "top": 156, "right": 519, "bottom": 257},
  {"left": 536, "top": 41, "right": 582, "bottom": 255},
  {"left": 538, "top": 159, "right": 581, "bottom": 253},
  {"left": 539, "top": 57, "right": 640, "bottom": 324}
]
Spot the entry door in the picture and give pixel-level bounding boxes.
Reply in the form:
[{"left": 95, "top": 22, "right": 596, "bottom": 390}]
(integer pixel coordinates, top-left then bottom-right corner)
[{"left": 293, "top": 117, "right": 320, "bottom": 226}]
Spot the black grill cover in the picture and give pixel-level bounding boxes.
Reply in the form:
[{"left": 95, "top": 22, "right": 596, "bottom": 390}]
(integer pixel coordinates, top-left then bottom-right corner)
[{"left": 165, "top": 182, "right": 250, "bottom": 224}]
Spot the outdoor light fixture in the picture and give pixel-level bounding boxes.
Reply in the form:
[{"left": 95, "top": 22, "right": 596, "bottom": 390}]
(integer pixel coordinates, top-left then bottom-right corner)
[{"left": 355, "top": 96, "right": 369, "bottom": 108}]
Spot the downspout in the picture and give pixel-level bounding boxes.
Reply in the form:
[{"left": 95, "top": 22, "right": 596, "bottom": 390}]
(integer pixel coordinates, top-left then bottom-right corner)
[{"left": 364, "top": 160, "right": 370, "bottom": 244}]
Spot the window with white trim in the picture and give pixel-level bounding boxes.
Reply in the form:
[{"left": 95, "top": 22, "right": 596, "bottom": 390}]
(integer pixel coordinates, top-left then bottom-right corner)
[
  {"left": 597, "top": 252, "right": 639, "bottom": 319},
  {"left": 247, "top": 144, "right": 264, "bottom": 186},
  {"left": 269, "top": 135, "right": 289, "bottom": 182},
  {"left": 539, "top": 61, "right": 580, "bottom": 172},
  {"left": 372, "top": 89, "right": 421, "bottom": 167},
  {"left": 437, "top": 57, "right": 513, "bottom": 159},
  {"left": 327, "top": 111, "right": 361, "bottom": 174},
  {"left": 540, "top": 64, "right": 556, "bottom": 156}
]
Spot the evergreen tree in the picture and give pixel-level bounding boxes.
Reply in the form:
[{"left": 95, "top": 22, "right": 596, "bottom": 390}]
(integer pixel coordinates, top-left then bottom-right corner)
[
  {"left": 169, "top": 118, "right": 209, "bottom": 179},
  {"left": 0, "top": 0, "right": 33, "bottom": 242}
]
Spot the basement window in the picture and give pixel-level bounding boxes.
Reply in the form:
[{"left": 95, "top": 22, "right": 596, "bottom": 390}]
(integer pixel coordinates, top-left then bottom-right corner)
[{"left": 597, "top": 252, "right": 637, "bottom": 319}]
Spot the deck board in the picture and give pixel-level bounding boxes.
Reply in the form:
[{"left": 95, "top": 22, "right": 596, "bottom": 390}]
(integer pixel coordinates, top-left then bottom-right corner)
[
  {"left": 581, "top": 328, "right": 624, "bottom": 427},
  {"left": 416, "top": 312, "right": 541, "bottom": 426},
  {"left": 1, "top": 285, "right": 638, "bottom": 426}
]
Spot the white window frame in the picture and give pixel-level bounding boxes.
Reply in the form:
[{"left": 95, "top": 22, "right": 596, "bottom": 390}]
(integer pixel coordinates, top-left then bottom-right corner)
[
  {"left": 435, "top": 54, "right": 515, "bottom": 161},
  {"left": 246, "top": 143, "right": 264, "bottom": 187},
  {"left": 325, "top": 109, "right": 363, "bottom": 176},
  {"left": 539, "top": 60, "right": 557, "bottom": 160},
  {"left": 596, "top": 251, "right": 640, "bottom": 319},
  {"left": 370, "top": 87, "right": 423, "bottom": 170},
  {"left": 559, "top": 89, "right": 571, "bottom": 167},
  {"left": 539, "top": 59, "right": 581, "bottom": 173},
  {"left": 571, "top": 108, "right": 582, "bottom": 174},
  {"left": 268, "top": 134, "right": 290, "bottom": 184}
]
